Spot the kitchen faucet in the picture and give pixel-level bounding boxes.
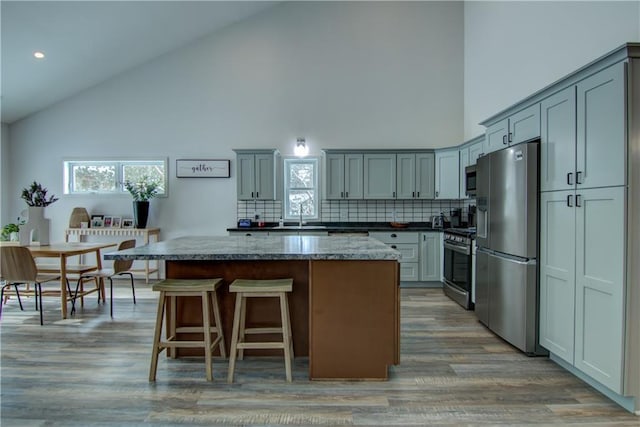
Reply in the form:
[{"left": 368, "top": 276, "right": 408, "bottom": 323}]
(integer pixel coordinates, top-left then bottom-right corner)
[{"left": 298, "top": 206, "right": 304, "bottom": 228}]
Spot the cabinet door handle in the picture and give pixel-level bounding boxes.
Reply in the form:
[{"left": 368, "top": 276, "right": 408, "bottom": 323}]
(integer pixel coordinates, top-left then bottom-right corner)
[
  {"left": 245, "top": 233, "right": 252, "bottom": 237},
  {"left": 508, "top": 132, "right": 513, "bottom": 143},
  {"left": 567, "top": 194, "right": 573, "bottom": 207},
  {"left": 436, "top": 191, "right": 439, "bottom": 197},
  {"left": 567, "top": 172, "right": 574, "bottom": 186},
  {"left": 576, "top": 171, "right": 583, "bottom": 184},
  {"left": 256, "top": 192, "right": 259, "bottom": 198},
  {"left": 341, "top": 191, "right": 344, "bottom": 198},
  {"left": 576, "top": 194, "right": 582, "bottom": 207},
  {"left": 390, "top": 234, "right": 397, "bottom": 238},
  {"left": 251, "top": 191, "right": 254, "bottom": 198},
  {"left": 417, "top": 191, "right": 420, "bottom": 197},
  {"left": 393, "top": 191, "right": 396, "bottom": 198},
  {"left": 391, "top": 245, "right": 397, "bottom": 249},
  {"left": 412, "top": 191, "right": 415, "bottom": 198},
  {"left": 345, "top": 191, "right": 349, "bottom": 198}
]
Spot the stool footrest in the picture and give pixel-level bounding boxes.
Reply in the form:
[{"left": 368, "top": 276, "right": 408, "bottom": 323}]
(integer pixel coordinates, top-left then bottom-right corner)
[
  {"left": 175, "top": 326, "right": 222, "bottom": 334},
  {"left": 244, "top": 327, "right": 283, "bottom": 334},
  {"left": 236, "top": 342, "right": 286, "bottom": 350}
]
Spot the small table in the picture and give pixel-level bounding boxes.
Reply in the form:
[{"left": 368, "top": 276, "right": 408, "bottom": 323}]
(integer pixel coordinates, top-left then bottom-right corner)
[
  {"left": 65, "top": 227, "right": 160, "bottom": 283},
  {"left": 23, "top": 242, "right": 117, "bottom": 319}
]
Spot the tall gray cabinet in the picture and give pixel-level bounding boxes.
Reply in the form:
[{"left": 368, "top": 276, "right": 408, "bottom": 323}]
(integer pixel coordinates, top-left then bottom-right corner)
[{"left": 480, "top": 44, "right": 640, "bottom": 412}]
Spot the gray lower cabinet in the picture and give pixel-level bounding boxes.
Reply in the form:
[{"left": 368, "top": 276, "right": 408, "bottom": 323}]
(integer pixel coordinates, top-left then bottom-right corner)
[
  {"left": 419, "top": 232, "right": 441, "bottom": 282},
  {"left": 369, "top": 231, "right": 419, "bottom": 281},
  {"left": 539, "top": 186, "right": 626, "bottom": 393}
]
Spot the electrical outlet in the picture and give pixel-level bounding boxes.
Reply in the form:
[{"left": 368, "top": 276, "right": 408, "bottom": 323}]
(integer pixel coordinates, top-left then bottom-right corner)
[{"left": 254, "top": 211, "right": 261, "bottom": 220}]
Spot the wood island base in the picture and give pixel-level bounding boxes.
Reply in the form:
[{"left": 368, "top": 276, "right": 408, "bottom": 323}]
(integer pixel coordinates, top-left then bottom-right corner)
[{"left": 165, "top": 259, "right": 400, "bottom": 380}]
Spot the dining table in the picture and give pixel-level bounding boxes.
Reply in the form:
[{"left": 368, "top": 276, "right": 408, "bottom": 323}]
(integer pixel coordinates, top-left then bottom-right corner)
[{"left": 1, "top": 241, "right": 117, "bottom": 319}]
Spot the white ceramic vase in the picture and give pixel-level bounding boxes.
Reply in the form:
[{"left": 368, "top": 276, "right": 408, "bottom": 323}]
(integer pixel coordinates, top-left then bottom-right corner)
[{"left": 19, "top": 206, "right": 50, "bottom": 245}]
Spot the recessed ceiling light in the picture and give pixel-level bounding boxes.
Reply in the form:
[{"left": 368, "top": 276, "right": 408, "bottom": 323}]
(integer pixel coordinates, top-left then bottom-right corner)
[{"left": 33, "top": 51, "right": 45, "bottom": 59}]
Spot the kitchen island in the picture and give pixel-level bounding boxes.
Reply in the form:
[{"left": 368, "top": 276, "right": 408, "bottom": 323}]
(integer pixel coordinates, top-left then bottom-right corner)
[{"left": 105, "top": 235, "right": 401, "bottom": 380}]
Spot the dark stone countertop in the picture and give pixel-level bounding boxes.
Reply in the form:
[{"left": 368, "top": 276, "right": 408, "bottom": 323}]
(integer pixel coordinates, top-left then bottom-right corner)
[{"left": 226, "top": 221, "right": 457, "bottom": 233}]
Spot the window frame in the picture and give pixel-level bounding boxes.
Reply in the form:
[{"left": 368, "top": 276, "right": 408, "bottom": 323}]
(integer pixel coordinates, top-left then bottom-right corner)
[
  {"left": 63, "top": 158, "right": 169, "bottom": 197},
  {"left": 283, "top": 157, "right": 319, "bottom": 221}
]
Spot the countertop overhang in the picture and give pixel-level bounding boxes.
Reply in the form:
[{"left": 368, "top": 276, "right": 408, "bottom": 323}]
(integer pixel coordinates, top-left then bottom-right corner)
[{"left": 104, "top": 235, "right": 401, "bottom": 261}]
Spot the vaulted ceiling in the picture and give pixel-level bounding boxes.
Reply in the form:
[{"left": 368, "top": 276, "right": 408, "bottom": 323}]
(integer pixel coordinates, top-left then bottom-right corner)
[{"left": 1, "top": 1, "right": 279, "bottom": 124}]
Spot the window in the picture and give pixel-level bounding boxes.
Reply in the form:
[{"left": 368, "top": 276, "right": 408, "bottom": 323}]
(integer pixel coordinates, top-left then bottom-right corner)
[
  {"left": 284, "top": 158, "right": 318, "bottom": 220},
  {"left": 64, "top": 159, "right": 168, "bottom": 196}
]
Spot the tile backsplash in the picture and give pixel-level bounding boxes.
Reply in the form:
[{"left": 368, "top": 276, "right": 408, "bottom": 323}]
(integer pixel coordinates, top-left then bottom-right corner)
[{"left": 237, "top": 199, "right": 476, "bottom": 223}]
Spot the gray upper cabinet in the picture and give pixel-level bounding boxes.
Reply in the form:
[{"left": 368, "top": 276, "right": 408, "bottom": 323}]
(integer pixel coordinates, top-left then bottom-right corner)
[
  {"left": 364, "top": 154, "right": 396, "bottom": 199},
  {"left": 235, "top": 150, "right": 278, "bottom": 200},
  {"left": 485, "top": 104, "right": 541, "bottom": 154},
  {"left": 485, "top": 118, "right": 508, "bottom": 154},
  {"left": 576, "top": 62, "right": 626, "bottom": 189},
  {"left": 435, "top": 149, "right": 459, "bottom": 199},
  {"left": 324, "top": 153, "right": 363, "bottom": 200},
  {"left": 541, "top": 62, "right": 626, "bottom": 192},
  {"left": 540, "top": 86, "right": 577, "bottom": 192},
  {"left": 396, "top": 153, "right": 435, "bottom": 199}
]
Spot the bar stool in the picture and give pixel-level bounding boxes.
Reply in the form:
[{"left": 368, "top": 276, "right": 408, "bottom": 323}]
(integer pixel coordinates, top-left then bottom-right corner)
[
  {"left": 149, "top": 278, "right": 226, "bottom": 382},
  {"left": 227, "top": 278, "right": 294, "bottom": 383}
]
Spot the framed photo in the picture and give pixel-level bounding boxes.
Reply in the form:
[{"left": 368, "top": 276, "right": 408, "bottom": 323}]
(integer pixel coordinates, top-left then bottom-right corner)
[
  {"left": 90, "top": 215, "right": 104, "bottom": 228},
  {"left": 103, "top": 216, "right": 113, "bottom": 228},
  {"left": 176, "top": 159, "right": 230, "bottom": 178},
  {"left": 122, "top": 218, "right": 134, "bottom": 229},
  {"left": 111, "top": 217, "right": 122, "bottom": 228}
]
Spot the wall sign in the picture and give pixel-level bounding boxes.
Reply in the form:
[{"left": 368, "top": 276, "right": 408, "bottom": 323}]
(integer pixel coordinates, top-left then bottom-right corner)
[{"left": 176, "top": 159, "right": 230, "bottom": 178}]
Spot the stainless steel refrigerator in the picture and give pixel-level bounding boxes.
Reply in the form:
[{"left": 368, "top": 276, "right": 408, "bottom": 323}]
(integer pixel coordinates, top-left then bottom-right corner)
[{"left": 475, "top": 141, "right": 546, "bottom": 355}]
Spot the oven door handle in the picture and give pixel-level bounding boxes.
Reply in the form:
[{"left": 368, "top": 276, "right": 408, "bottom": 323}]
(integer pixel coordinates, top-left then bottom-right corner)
[{"left": 444, "top": 241, "right": 470, "bottom": 255}]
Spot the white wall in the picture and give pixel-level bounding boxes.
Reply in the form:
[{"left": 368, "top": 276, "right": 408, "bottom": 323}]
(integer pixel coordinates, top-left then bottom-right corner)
[
  {"left": 6, "top": 2, "right": 464, "bottom": 239},
  {"left": 1, "top": 123, "right": 10, "bottom": 226},
  {"left": 464, "top": 1, "right": 640, "bottom": 139}
]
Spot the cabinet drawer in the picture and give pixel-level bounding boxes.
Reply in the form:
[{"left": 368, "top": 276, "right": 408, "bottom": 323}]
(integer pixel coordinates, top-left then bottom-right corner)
[
  {"left": 369, "top": 231, "right": 419, "bottom": 244},
  {"left": 389, "top": 243, "right": 418, "bottom": 263},
  {"left": 400, "top": 263, "right": 419, "bottom": 281}
]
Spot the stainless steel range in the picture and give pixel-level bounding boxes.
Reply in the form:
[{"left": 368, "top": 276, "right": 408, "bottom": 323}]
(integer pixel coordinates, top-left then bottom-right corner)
[{"left": 443, "top": 227, "right": 475, "bottom": 310}]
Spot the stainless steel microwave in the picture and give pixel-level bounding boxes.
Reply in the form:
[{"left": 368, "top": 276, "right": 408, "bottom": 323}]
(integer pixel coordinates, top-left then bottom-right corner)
[{"left": 465, "top": 164, "right": 477, "bottom": 197}]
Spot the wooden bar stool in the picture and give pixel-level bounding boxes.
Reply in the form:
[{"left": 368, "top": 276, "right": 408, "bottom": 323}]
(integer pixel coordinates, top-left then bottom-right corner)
[
  {"left": 149, "top": 278, "right": 226, "bottom": 382},
  {"left": 227, "top": 278, "right": 294, "bottom": 383}
]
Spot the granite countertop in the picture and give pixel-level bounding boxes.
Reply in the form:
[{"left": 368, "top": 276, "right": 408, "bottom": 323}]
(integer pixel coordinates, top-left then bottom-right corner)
[
  {"left": 227, "top": 221, "right": 451, "bottom": 233},
  {"left": 104, "top": 235, "right": 401, "bottom": 261}
]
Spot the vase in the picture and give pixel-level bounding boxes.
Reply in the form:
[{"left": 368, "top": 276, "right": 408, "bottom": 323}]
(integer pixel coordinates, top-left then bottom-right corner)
[
  {"left": 133, "top": 201, "right": 150, "bottom": 229},
  {"left": 19, "top": 206, "right": 50, "bottom": 245}
]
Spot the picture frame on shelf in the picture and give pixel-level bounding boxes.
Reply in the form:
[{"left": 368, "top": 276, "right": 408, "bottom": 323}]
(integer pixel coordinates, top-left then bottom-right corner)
[
  {"left": 122, "top": 218, "right": 134, "bottom": 229},
  {"left": 111, "top": 217, "right": 122, "bottom": 228},
  {"left": 103, "top": 216, "right": 113, "bottom": 228},
  {"left": 90, "top": 215, "right": 104, "bottom": 228}
]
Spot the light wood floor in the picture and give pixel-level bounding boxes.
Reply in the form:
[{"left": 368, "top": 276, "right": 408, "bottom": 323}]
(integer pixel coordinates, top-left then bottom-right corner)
[{"left": 1, "top": 282, "right": 638, "bottom": 426}]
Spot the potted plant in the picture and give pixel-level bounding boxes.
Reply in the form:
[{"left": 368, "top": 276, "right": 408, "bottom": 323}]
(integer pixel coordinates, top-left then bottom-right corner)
[
  {"left": 21, "top": 181, "right": 59, "bottom": 206},
  {"left": 19, "top": 181, "right": 58, "bottom": 245},
  {"left": 1, "top": 220, "right": 25, "bottom": 241},
  {"left": 124, "top": 176, "right": 160, "bottom": 228}
]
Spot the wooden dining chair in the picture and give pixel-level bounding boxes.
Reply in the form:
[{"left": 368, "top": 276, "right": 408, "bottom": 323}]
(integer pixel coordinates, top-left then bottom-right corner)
[
  {"left": 0, "top": 246, "right": 62, "bottom": 325},
  {"left": 73, "top": 239, "right": 136, "bottom": 317}
]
